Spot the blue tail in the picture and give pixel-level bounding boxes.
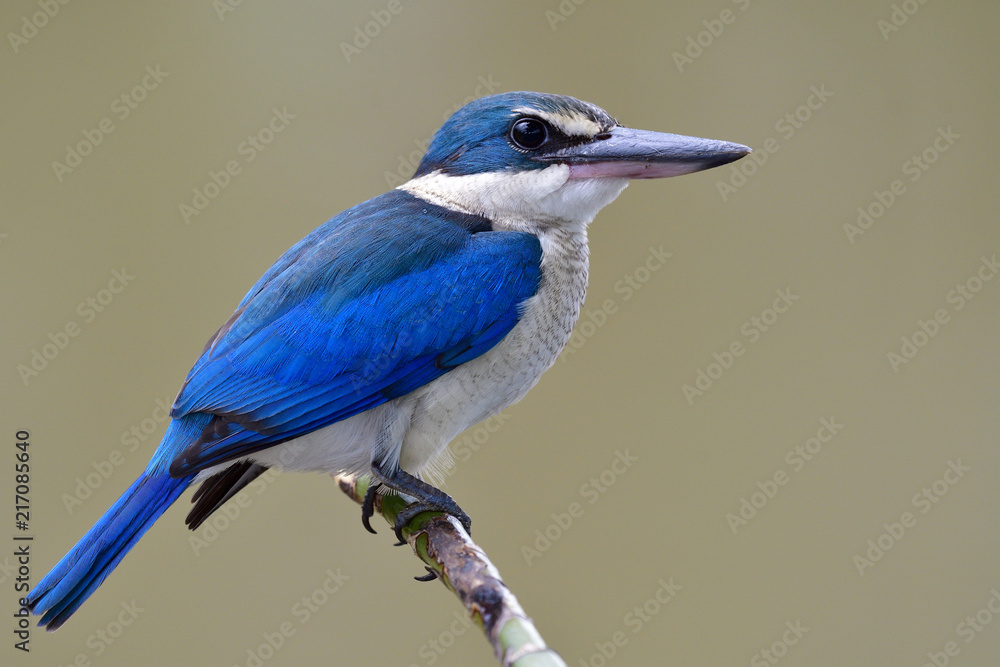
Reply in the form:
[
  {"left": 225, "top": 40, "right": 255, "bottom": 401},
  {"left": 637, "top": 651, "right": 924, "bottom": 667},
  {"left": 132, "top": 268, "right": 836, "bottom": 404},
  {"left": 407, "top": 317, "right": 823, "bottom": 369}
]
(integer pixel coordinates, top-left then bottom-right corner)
[{"left": 26, "top": 472, "right": 192, "bottom": 630}]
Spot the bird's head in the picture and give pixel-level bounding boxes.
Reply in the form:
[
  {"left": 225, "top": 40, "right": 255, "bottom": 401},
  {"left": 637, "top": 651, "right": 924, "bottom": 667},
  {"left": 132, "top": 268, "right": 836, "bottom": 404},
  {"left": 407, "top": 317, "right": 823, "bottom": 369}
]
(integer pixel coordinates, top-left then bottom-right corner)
[{"left": 403, "top": 91, "right": 750, "bottom": 231}]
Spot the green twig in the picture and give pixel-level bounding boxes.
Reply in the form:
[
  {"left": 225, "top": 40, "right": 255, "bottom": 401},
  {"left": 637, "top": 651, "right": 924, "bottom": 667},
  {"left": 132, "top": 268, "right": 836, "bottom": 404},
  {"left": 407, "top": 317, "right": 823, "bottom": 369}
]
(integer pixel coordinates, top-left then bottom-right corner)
[{"left": 335, "top": 474, "right": 566, "bottom": 667}]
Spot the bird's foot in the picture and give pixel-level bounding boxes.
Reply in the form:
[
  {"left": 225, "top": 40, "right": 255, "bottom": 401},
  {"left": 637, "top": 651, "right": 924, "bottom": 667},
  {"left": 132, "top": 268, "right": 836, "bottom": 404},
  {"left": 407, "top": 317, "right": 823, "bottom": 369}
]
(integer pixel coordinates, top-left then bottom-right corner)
[
  {"left": 392, "top": 500, "right": 472, "bottom": 546},
  {"left": 369, "top": 459, "right": 472, "bottom": 546}
]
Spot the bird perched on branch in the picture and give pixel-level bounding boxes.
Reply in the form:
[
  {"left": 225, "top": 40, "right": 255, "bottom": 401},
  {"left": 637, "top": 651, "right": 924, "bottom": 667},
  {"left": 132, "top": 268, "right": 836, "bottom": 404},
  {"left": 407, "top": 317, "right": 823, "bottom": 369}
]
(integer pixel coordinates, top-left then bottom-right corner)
[{"left": 27, "top": 92, "right": 749, "bottom": 629}]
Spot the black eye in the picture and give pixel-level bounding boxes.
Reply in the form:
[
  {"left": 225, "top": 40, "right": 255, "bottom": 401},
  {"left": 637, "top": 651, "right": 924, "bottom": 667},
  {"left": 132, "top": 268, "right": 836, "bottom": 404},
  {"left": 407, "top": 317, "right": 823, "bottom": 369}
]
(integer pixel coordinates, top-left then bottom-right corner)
[{"left": 509, "top": 118, "right": 549, "bottom": 150}]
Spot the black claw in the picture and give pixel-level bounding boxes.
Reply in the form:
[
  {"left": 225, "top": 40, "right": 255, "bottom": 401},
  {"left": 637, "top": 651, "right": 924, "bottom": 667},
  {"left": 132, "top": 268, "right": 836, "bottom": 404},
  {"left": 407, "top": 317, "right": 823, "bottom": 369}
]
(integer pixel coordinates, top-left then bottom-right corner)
[
  {"left": 394, "top": 502, "right": 429, "bottom": 543},
  {"left": 361, "top": 481, "right": 381, "bottom": 535},
  {"left": 393, "top": 511, "right": 412, "bottom": 545},
  {"left": 414, "top": 567, "right": 438, "bottom": 582}
]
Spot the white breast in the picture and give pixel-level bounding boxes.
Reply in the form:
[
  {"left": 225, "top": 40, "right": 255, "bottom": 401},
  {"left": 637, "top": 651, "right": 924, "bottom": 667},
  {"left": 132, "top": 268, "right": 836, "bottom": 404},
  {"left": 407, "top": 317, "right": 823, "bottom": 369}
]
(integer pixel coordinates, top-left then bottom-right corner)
[
  {"left": 246, "top": 229, "right": 590, "bottom": 481},
  {"left": 397, "top": 226, "right": 590, "bottom": 475},
  {"left": 248, "top": 167, "right": 630, "bottom": 481}
]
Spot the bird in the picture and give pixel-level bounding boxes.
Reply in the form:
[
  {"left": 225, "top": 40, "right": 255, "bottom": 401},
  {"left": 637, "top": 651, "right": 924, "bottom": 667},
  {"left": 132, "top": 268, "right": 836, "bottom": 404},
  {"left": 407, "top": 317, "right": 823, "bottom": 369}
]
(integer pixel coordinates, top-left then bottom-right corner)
[{"left": 26, "top": 91, "right": 749, "bottom": 630}]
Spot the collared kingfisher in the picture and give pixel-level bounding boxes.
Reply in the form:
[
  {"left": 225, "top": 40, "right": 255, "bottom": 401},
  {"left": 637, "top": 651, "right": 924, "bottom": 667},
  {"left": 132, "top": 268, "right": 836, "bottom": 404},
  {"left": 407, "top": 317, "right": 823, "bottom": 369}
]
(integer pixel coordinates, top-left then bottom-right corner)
[{"left": 27, "top": 92, "right": 749, "bottom": 629}]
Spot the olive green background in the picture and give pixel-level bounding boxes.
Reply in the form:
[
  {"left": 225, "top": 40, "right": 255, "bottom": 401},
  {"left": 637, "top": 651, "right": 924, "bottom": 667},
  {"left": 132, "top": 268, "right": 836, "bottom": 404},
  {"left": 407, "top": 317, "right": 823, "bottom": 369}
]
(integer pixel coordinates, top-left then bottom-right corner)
[{"left": 2, "top": 2, "right": 998, "bottom": 665}]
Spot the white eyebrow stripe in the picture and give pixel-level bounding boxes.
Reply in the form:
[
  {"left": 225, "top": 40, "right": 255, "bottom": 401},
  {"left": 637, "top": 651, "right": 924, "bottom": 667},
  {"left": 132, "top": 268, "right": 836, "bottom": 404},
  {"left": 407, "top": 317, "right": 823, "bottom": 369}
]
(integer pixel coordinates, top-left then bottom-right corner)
[{"left": 511, "top": 107, "right": 602, "bottom": 137}]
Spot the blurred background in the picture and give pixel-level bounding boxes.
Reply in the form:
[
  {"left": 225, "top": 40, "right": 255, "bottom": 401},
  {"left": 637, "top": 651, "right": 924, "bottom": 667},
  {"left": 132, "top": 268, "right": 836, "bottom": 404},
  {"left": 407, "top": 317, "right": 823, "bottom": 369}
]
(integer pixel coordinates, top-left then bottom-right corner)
[{"left": 2, "top": 2, "right": 998, "bottom": 665}]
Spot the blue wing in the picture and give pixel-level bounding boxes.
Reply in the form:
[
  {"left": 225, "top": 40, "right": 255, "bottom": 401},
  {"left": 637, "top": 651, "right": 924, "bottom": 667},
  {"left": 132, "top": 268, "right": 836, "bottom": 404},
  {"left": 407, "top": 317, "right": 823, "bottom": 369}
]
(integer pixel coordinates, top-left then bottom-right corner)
[{"left": 156, "top": 190, "right": 542, "bottom": 476}]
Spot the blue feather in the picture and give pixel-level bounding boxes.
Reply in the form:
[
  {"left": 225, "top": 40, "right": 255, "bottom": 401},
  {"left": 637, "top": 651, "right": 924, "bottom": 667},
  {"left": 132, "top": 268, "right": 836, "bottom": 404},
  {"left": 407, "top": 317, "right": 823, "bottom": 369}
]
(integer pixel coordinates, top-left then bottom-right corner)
[
  {"left": 30, "top": 155, "right": 545, "bottom": 631},
  {"left": 28, "top": 190, "right": 541, "bottom": 630},
  {"left": 25, "top": 416, "right": 205, "bottom": 630},
  {"left": 414, "top": 91, "right": 615, "bottom": 177},
  {"left": 158, "top": 190, "right": 542, "bottom": 476}
]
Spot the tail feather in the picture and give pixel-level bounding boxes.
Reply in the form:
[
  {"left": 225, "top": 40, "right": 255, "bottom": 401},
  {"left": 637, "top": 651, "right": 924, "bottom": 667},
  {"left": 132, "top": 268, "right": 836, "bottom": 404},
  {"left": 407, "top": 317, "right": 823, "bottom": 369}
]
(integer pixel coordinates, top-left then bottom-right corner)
[
  {"left": 26, "top": 472, "right": 192, "bottom": 630},
  {"left": 187, "top": 461, "right": 267, "bottom": 530}
]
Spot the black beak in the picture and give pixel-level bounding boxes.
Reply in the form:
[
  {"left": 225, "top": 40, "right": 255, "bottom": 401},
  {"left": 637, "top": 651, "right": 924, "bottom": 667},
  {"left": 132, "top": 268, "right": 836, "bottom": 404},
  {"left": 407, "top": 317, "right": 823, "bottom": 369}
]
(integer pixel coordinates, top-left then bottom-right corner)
[{"left": 537, "top": 126, "right": 751, "bottom": 179}]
